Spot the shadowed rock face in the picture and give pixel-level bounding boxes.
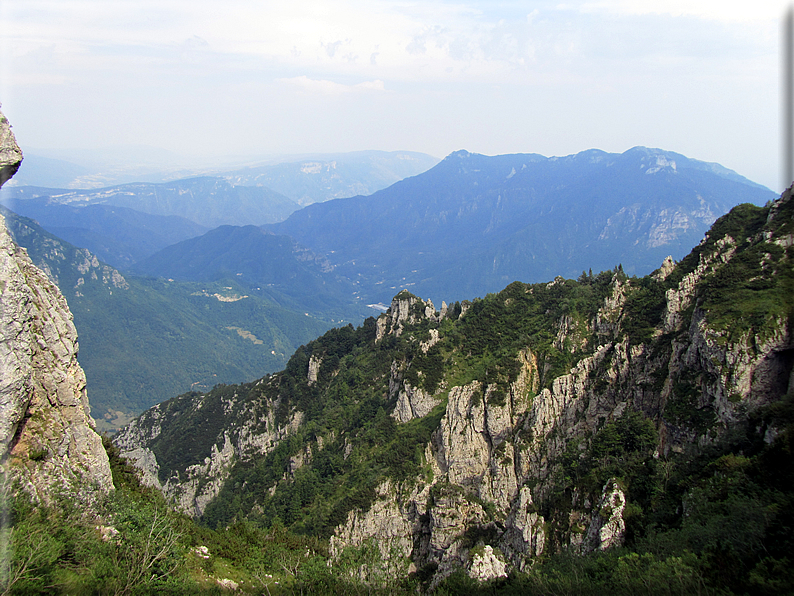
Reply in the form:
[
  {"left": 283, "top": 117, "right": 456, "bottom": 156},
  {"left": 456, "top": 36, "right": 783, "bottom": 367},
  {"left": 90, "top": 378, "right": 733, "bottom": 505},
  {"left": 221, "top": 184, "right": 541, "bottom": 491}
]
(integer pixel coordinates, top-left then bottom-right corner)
[
  {"left": 0, "top": 108, "right": 112, "bottom": 504},
  {"left": 0, "top": 109, "right": 23, "bottom": 186}
]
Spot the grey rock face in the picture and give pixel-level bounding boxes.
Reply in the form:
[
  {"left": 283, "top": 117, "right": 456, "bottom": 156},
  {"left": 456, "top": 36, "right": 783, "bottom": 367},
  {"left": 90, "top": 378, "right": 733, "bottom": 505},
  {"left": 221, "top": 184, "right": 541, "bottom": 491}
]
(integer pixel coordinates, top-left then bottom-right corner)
[
  {"left": 0, "top": 110, "right": 112, "bottom": 504},
  {"left": 468, "top": 545, "right": 507, "bottom": 581},
  {"left": 113, "top": 387, "right": 307, "bottom": 517},
  {"left": 580, "top": 480, "right": 626, "bottom": 552},
  {"left": 0, "top": 109, "right": 23, "bottom": 186},
  {"left": 307, "top": 354, "right": 322, "bottom": 386},
  {"left": 391, "top": 381, "right": 438, "bottom": 423},
  {"left": 376, "top": 292, "right": 444, "bottom": 341}
]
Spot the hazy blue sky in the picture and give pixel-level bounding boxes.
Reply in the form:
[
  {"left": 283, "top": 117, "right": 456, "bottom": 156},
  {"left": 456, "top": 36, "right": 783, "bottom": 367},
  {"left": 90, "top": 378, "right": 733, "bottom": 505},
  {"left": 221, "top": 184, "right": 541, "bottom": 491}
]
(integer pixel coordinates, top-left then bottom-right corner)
[{"left": 0, "top": 0, "right": 786, "bottom": 191}]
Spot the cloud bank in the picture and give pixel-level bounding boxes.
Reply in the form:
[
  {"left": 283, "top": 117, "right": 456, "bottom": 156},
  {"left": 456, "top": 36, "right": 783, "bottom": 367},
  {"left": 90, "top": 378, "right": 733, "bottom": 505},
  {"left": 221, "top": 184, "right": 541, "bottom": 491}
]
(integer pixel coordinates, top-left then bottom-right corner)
[{"left": 0, "top": 0, "right": 786, "bottom": 190}]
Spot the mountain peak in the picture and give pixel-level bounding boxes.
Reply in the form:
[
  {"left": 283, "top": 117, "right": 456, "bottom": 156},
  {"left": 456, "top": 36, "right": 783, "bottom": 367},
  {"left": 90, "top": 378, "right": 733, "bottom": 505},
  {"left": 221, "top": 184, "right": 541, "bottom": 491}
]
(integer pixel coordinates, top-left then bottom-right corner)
[{"left": 445, "top": 149, "right": 475, "bottom": 160}]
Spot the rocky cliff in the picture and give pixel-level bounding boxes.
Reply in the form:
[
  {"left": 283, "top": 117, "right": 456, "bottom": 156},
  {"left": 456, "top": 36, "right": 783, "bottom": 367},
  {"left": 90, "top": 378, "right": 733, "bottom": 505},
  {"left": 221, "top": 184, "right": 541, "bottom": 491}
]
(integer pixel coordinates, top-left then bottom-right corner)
[
  {"left": 0, "top": 110, "right": 23, "bottom": 187},
  {"left": 116, "top": 187, "right": 793, "bottom": 586},
  {"left": 0, "top": 109, "right": 112, "bottom": 504}
]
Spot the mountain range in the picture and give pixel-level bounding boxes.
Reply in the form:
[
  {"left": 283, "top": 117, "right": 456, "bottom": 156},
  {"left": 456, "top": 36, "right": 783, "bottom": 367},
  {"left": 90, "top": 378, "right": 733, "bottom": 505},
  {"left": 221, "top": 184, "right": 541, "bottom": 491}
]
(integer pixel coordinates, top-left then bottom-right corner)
[
  {"left": 0, "top": 177, "right": 300, "bottom": 229},
  {"left": 0, "top": 150, "right": 440, "bottom": 266},
  {"left": 6, "top": 149, "right": 439, "bottom": 198},
  {"left": 270, "top": 147, "right": 776, "bottom": 304},
  {"left": 0, "top": 145, "right": 777, "bottom": 431},
  {"left": 5, "top": 102, "right": 794, "bottom": 594}
]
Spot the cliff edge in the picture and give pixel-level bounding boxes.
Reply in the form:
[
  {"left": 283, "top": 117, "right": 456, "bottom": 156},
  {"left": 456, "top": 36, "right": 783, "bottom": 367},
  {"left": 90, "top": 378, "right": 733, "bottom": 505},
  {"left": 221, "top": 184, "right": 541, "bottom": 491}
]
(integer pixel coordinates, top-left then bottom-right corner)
[{"left": 0, "top": 108, "right": 112, "bottom": 504}]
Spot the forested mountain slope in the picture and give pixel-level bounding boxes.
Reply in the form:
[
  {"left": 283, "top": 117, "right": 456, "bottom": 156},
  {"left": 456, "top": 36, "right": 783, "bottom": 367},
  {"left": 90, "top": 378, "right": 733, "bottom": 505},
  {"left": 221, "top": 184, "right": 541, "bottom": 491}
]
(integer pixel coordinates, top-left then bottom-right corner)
[
  {"left": 1, "top": 207, "right": 339, "bottom": 429},
  {"left": 117, "top": 187, "right": 793, "bottom": 591},
  {"left": 271, "top": 147, "right": 776, "bottom": 303},
  {"left": 130, "top": 224, "right": 370, "bottom": 318}
]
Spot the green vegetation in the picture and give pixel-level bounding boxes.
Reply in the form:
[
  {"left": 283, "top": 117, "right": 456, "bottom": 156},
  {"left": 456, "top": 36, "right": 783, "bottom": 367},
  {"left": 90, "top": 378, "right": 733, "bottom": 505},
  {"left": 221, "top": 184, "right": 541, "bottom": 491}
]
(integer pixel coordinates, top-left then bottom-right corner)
[
  {"left": 621, "top": 275, "right": 666, "bottom": 343},
  {"left": 9, "top": 391, "right": 793, "bottom": 595},
  {"left": 3, "top": 440, "right": 194, "bottom": 595},
  {"left": 669, "top": 201, "right": 794, "bottom": 340},
  {"left": 2, "top": 440, "right": 416, "bottom": 595}
]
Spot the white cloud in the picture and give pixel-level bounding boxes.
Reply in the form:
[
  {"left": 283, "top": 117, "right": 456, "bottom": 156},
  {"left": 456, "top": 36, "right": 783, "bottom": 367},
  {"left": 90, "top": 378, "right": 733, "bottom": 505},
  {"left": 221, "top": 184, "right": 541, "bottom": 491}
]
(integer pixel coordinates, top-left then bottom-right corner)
[
  {"left": 579, "top": 0, "right": 789, "bottom": 22},
  {"left": 0, "top": 0, "right": 784, "bottom": 191},
  {"left": 278, "top": 75, "right": 385, "bottom": 95}
]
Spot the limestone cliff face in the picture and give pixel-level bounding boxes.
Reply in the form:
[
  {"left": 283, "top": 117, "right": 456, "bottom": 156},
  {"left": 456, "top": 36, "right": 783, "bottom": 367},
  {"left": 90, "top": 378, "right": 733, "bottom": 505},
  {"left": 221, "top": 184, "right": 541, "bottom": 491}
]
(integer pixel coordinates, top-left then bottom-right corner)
[
  {"left": 0, "top": 110, "right": 112, "bottom": 504},
  {"left": 113, "top": 383, "right": 305, "bottom": 517},
  {"left": 376, "top": 290, "right": 445, "bottom": 341},
  {"left": 325, "top": 192, "right": 793, "bottom": 582}
]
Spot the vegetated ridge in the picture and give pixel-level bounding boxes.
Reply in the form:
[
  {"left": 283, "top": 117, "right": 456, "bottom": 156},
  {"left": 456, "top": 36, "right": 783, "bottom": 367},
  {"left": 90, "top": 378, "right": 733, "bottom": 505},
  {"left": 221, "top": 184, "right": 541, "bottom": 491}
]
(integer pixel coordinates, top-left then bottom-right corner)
[{"left": 115, "top": 186, "right": 794, "bottom": 592}]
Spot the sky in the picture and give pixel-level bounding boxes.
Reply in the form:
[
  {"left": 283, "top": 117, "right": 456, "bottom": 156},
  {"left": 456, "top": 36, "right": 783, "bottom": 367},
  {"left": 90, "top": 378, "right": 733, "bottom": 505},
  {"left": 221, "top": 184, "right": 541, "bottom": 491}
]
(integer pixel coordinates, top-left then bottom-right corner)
[{"left": 0, "top": 0, "right": 788, "bottom": 191}]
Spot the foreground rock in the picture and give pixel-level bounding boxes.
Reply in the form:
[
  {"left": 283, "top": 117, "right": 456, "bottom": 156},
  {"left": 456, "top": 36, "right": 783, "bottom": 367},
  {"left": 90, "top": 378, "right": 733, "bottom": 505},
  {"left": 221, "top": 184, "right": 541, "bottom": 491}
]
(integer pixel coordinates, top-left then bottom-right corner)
[{"left": 0, "top": 109, "right": 112, "bottom": 504}]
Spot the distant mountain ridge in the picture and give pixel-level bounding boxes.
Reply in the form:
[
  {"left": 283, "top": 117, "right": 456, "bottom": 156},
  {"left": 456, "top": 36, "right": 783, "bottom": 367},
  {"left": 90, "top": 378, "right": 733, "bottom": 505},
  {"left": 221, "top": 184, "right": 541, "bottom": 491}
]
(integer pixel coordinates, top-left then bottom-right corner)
[
  {"left": 0, "top": 197, "right": 209, "bottom": 268},
  {"left": 220, "top": 150, "right": 440, "bottom": 205},
  {"left": 9, "top": 149, "right": 440, "bottom": 198},
  {"left": 131, "top": 224, "right": 371, "bottom": 319},
  {"left": 0, "top": 151, "right": 440, "bottom": 266},
  {"left": 0, "top": 176, "right": 300, "bottom": 229},
  {"left": 271, "top": 147, "right": 776, "bottom": 304}
]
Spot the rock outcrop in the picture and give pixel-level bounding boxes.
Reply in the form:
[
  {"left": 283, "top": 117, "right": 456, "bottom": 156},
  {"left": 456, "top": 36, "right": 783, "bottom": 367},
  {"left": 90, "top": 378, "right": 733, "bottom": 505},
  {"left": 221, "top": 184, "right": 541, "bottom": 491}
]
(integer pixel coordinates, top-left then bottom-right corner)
[
  {"left": 113, "top": 383, "right": 307, "bottom": 517},
  {"left": 0, "top": 108, "right": 23, "bottom": 186},
  {"left": 0, "top": 109, "right": 112, "bottom": 505},
  {"left": 376, "top": 291, "right": 444, "bottom": 341}
]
